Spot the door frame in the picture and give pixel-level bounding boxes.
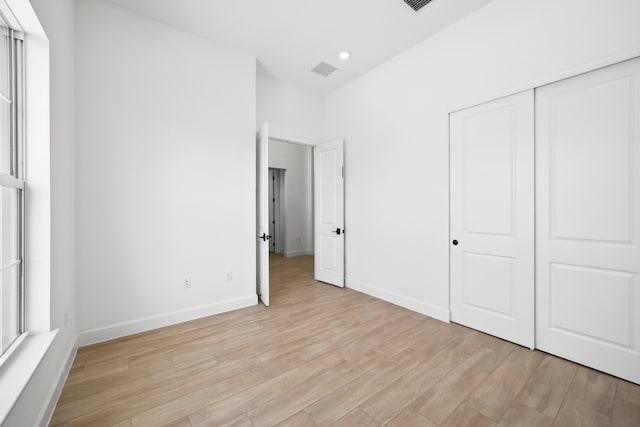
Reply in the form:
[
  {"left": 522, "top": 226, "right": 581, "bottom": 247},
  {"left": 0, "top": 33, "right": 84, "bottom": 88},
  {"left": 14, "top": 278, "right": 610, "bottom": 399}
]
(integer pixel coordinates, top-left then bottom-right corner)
[{"left": 257, "top": 135, "right": 346, "bottom": 299}]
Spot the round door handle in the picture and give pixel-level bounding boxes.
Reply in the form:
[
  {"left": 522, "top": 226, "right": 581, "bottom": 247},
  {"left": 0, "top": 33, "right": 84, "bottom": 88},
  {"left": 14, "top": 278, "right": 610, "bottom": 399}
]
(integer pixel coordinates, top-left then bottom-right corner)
[{"left": 452, "top": 240, "right": 459, "bottom": 246}]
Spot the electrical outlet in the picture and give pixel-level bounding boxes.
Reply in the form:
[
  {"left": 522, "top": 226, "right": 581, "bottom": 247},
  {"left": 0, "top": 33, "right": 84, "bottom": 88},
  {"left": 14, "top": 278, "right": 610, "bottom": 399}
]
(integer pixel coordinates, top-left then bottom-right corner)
[
  {"left": 226, "top": 272, "right": 233, "bottom": 282},
  {"left": 184, "top": 277, "right": 191, "bottom": 289}
]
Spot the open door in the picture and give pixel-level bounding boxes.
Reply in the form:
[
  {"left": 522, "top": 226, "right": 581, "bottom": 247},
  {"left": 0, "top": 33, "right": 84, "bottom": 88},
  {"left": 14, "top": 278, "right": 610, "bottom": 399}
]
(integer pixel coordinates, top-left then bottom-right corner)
[
  {"left": 314, "top": 139, "right": 345, "bottom": 287},
  {"left": 256, "top": 124, "right": 270, "bottom": 306}
]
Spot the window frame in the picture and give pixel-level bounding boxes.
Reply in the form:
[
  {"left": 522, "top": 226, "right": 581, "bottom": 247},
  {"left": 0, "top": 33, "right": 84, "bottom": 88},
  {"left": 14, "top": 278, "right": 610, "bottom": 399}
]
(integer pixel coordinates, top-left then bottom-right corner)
[{"left": 0, "top": 16, "right": 25, "bottom": 357}]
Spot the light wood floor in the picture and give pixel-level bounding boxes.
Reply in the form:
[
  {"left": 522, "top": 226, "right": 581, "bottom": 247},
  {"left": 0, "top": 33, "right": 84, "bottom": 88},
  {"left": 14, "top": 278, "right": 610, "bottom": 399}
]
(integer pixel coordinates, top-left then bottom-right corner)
[{"left": 51, "top": 255, "right": 640, "bottom": 427}]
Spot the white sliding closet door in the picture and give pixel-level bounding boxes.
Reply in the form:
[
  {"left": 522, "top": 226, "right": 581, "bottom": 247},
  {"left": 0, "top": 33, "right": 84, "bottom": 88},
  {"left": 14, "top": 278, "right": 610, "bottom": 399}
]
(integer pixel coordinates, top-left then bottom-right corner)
[
  {"left": 536, "top": 58, "right": 640, "bottom": 384},
  {"left": 450, "top": 90, "right": 535, "bottom": 348}
]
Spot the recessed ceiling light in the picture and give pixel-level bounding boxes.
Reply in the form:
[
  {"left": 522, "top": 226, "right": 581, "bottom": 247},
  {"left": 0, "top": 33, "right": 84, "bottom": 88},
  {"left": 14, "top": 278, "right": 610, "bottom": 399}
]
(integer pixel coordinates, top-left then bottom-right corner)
[{"left": 338, "top": 51, "right": 351, "bottom": 61}]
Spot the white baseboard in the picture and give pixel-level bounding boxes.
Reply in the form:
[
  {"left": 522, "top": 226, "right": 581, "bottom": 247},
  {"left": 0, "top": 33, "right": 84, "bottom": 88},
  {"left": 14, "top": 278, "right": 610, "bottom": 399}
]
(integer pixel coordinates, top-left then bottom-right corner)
[
  {"left": 39, "top": 335, "right": 77, "bottom": 427},
  {"left": 77, "top": 295, "right": 257, "bottom": 346},
  {"left": 284, "top": 250, "right": 314, "bottom": 257},
  {"left": 346, "top": 278, "right": 450, "bottom": 323}
]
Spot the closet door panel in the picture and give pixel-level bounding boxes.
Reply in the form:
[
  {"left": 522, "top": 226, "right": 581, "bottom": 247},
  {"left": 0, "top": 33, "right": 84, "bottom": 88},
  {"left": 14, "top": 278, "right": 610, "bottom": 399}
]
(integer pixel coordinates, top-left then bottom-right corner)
[
  {"left": 450, "top": 90, "right": 535, "bottom": 348},
  {"left": 536, "top": 57, "right": 640, "bottom": 384}
]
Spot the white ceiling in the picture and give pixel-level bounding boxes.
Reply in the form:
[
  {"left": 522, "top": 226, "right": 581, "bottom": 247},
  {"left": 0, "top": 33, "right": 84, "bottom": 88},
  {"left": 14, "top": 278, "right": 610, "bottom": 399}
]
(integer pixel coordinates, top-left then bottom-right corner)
[{"left": 106, "top": 0, "right": 494, "bottom": 95}]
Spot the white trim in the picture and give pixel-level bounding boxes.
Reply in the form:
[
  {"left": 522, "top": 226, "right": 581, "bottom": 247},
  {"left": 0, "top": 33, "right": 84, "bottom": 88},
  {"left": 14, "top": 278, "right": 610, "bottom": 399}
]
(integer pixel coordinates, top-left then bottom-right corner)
[
  {"left": 448, "top": 47, "right": 640, "bottom": 114},
  {"left": 284, "top": 249, "right": 314, "bottom": 258},
  {"left": 77, "top": 295, "right": 258, "bottom": 346},
  {"left": 4, "top": 0, "right": 45, "bottom": 37},
  {"left": 0, "top": 332, "right": 26, "bottom": 367},
  {"left": 0, "top": 173, "right": 24, "bottom": 189},
  {"left": 0, "top": 0, "right": 23, "bottom": 31},
  {"left": 38, "top": 337, "right": 77, "bottom": 427},
  {"left": 270, "top": 136, "right": 316, "bottom": 147},
  {"left": 0, "top": 330, "right": 57, "bottom": 425},
  {"left": 0, "top": 259, "right": 21, "bottom": 271},
  {"left": 346, "top": 278, "right": 450, "bottom": 323}
]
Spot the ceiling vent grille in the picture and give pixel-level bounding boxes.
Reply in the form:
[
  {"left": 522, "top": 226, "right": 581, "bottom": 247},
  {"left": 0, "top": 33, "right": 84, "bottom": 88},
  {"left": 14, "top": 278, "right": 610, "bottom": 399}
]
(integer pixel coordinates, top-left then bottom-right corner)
[
  {"left": 311, "top": 62, "right": 338, "bottom": 77},
  {"left": 403, "top": 0, "right": 434, "bottom": 12}
]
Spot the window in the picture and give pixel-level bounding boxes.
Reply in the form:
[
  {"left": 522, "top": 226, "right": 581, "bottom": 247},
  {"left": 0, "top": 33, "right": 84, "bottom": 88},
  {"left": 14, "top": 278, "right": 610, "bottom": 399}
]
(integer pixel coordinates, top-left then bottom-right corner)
[{"left": 0, "top": 15, "right": 23, "bottom": 356}]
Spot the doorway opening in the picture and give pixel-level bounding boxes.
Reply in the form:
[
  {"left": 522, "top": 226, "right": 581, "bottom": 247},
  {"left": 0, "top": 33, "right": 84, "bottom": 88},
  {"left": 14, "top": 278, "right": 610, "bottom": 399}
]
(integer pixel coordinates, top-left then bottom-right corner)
[
  {"left": 256, "top": 124, "right": 345, "bottom": 307},
  {"left": 268, "top": 168, "right": 286, "bottom": 255},
  {"left": 267, "top": 140, "right": 315, "bottom": 299}
]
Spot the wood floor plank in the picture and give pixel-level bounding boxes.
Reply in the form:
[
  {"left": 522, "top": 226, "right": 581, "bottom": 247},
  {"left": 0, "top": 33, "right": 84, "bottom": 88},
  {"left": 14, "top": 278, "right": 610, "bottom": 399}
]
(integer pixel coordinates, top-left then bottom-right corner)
[
  {"left": 49, "top": 255, "right": 640, "bottom": 427},
  {"left": 305, "top": 348, "right": 422, "bottom": 426},
  {"left": 371, "top": 316, "right": 445, "bottom": 357},
  {"left": 246, "top": 350, "right": 386, "bottom": 427},
  {"left": 329, "top": 408, "right": 379, "bottom": 427},
  {"left": 360, "top": 329, "right": 487, "bottom": 425},
  {"left": 144, "top": 352, "right": 339, "bottom": 427},
  {"left": 516, "top": 354, "right": 578, "bottom": 419},
  {"left": 274, "top": 410, "right": 317, "bottom": 427},
  {"left": 497, "top": 402, "right": 553, "bottom": 427},
  {"left": 54, "top": 354, "right": 258, "bottom": 425},
  {"left": 562, "top": 366, "right": 617, "bottom": 416},
  {"left": 408, "top": 347, "right": 507, "bottom": 425},
  {"left": 465, "top": 346, "right": 544, "bottom": 421},
  {"left": 386, "top": 408, "right": 436, "bottom": 427},
  {"left": 612, "top": 380, "right": 640, "bottom": 427},
  {"left": 553, "top": 366, "right": 617, "bottom": 426},
  {"left": 161, "top": 418, "right": 191, "bottom": 427},
  {"left": 440, "top": 403, "right": 496, "bottom": 427},
  {"left": 410, "top": 321, "right": 474, "bottom": 355},
  {"left": 336, "top": 311, "right": 424, "bottom": 360},
  {"left": 187, "top": 351, "right": 367, "bottom": 426},
  {"left": 128, "top": 367, "right": 266, "bottom": 426},
  {"left": 219, "top": 413, "right": 253, "bottom": 427},
  {"left": 64, "top": 358, "right": 130, "bottom": 387},
  {"left": 552, "top": 402, "right": 610, "bottom": 427}
]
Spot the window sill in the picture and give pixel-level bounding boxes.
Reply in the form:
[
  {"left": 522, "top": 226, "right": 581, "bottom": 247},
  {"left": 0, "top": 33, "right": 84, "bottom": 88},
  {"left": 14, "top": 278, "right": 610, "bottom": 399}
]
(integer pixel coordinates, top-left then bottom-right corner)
[{"left": 0, "top": 330, "right": 57, "bottom": 425}]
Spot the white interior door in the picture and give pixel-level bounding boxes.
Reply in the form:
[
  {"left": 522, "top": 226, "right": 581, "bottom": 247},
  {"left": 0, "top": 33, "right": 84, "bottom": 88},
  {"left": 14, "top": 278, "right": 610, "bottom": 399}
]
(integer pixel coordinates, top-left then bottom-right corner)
[
  {"left": 256, "top": 124, "right": 270, "bottom": 306},
  {"left": 314, "top": 139, "right": 344, "bottom": 287},
  {"left": 536, "top": 58, "right": 640, "bottom": 384},
  {"left": 450, "top": 90, "right": 535, "bottom": 348}
]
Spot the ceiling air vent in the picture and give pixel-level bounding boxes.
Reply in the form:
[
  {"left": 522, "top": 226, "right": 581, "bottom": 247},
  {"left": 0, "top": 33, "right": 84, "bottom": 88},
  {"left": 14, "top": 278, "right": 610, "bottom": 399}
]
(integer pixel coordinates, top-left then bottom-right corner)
[
  {"left": 403, "top": 0, "right": 434, "bottom": 12},
  {"left": 311, "top": 62, "right": 338, "bottom": 77}
]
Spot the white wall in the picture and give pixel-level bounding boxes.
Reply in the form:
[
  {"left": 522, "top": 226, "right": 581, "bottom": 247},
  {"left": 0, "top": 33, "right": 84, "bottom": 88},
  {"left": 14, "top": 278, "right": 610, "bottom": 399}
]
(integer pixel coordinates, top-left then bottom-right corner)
[
  {"left": 5, "top": 0, "right": 77, "bottom": 425},
  {"left": 257, "top": 76, "right": 323, "bottom": 144},
  {"left": 323, "top": 0, "right": 640, "bottom": 321},
  {"left": 75, "top": 0, "right": 257, "bottom": 344},
  {"left": 269, "top": 140, "right": 313, "bottom": 257}
]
